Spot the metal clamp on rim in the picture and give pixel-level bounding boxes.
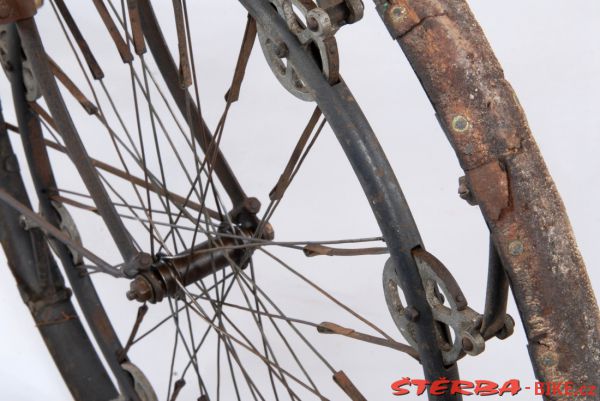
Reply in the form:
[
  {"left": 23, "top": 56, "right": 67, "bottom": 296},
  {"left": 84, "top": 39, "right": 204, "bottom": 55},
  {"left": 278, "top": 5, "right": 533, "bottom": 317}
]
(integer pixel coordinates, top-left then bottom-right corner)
[
  {"left": 383, "top": 248, "right": 514, "bottom": 365},
  {"left": 256, "top": 0, "right": 363, "bottom": 101}
]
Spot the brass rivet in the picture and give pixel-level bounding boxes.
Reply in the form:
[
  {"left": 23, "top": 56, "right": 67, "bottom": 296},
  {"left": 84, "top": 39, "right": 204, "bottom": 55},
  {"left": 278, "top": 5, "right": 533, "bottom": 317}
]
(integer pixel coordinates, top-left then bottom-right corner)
[
  {"left": 390, "top": 5, "right": 407, "bottom": 20},
  {"left": 452, "top": 115, "right": 470, "bottom": 132},
  {"left": 508, "top": 240, "right": 524, "bottom": 256}
]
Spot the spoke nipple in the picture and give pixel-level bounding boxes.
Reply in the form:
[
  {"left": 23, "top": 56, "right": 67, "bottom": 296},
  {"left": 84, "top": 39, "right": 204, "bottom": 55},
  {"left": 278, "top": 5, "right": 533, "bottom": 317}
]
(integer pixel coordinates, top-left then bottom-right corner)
[{"left": 404, "top": 306, "right": 419, "bottom": 322}]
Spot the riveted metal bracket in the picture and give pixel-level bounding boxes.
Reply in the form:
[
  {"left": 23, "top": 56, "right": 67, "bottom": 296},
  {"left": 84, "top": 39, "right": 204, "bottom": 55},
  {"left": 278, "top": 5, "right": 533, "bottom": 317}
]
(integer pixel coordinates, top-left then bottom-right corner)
[
  {"left": 383, "top": 248, "right": 513, "bottom": 365},
  {"left": 256, "top": 0, "right": 363, "bottom": 101}
]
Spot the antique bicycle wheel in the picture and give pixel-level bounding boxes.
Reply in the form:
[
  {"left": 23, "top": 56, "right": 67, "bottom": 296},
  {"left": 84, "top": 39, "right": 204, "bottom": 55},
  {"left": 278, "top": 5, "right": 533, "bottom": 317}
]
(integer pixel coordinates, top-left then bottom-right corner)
[{"left": 0, "top": 1, "right": 597, "bottom": 401}]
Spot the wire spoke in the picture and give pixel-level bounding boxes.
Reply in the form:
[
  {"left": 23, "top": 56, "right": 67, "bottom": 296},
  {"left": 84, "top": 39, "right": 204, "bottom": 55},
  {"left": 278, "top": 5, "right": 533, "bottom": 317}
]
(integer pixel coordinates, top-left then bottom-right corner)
[{"left": 28, "top": 2, "right": 399, "bottom": 400}]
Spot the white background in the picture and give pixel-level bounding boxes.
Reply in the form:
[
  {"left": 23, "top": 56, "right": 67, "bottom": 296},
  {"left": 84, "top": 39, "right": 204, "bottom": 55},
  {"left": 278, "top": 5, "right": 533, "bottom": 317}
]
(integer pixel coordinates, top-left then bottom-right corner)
[{"left": 0, "top": 0, "right": 599, "bottom": 400}]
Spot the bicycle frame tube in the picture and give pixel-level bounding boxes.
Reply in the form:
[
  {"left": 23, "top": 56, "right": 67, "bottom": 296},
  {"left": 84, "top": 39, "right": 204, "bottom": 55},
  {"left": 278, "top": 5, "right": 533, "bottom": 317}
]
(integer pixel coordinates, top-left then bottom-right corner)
[
  {"left": 16, "top": 17, "right": 139, "bottom": 267},
  {"left": 6, "top": 24, "right": 142, "bottom": 401},
  {"left": 0, "top": 99, "right": 119, "bottom": 401}
]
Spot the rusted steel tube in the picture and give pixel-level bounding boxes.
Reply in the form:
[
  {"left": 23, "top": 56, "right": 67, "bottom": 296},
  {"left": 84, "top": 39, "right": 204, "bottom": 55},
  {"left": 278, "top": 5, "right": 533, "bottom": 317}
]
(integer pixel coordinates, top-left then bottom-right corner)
[
  {"left": 127, "top": 236, "right": 246, "bottom": 303},
  {"left": 374, "top": 0, "right": 599, "bottom": 395}
]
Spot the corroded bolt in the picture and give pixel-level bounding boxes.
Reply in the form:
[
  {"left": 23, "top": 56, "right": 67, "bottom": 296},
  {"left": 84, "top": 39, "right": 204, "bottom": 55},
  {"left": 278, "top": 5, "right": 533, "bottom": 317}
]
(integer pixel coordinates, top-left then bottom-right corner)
[
  {"left": 404, "top": 306, "right": 420, "bottom": 322},
  {"left": 243, "top": 197, "right": 261, "bottom": 214},
  {"left": 126, "top": 276, "right": 153, "bottom": 302},
  {"left": 508, "top": 240, "right": 524, "bottom": 256},
  {"left": 452, "top": 115, "right": 470, "bottom": 132}
]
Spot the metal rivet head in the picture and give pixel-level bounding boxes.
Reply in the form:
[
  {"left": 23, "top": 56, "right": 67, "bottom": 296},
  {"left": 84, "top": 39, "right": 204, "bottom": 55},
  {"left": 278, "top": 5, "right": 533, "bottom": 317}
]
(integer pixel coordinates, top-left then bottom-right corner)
[
  {"left": 404, "top": 306, "right": 420, "bottom": 322},
  {"left": 452, "top": 115, "right": 470, "bottom": 132},
  {"left": 508, "top": 240, "right": 524, "bottom": 256},
  {"left": 138, "top": 253, "right": 153, "bottom": 268},
  {"left": 390, "top": 5, "right": 407, "bottom": 20},
  {"left": 462, "top": 337, "right": 474, "bottom": 352}
]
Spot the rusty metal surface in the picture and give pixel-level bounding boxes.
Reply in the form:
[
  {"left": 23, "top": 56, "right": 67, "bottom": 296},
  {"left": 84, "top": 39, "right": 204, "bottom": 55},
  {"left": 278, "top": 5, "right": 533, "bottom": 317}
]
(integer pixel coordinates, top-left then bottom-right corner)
[
  {"left": 127, "top": 0, "right": 146, "bottom": 55},
  {"left": 127, "top": 235, "right": 246, "bottom": 303},
  {"left": 481, "top": 239, "right": 512, "bottom": 340},
  {"left": 374, "top": 0, "right": 600, "bottom": 397},
  {"left": 317, "top": 321, "right": 420, "bottom": 359},
  {"left": 241, "top": 1, "right": 462, "bottom": 399},
  {"left": 333, "top": 370, "right": 368, "bottom": 401},
  {"left": 6, "top": 25, "right": 143, "bottom": 400},
  {"left": 225, "top": 15, "right": 257, "bottom": 103},
  {"left": 91, "top": 0, "right": 133, "bottom": 63},
  {"left": 47, "top": 56, "right": 97, "bottom": 114},
  {"left": 0, "top": 0, "right": 37, "bottom": 24},
  {"left": 171, "top": 0, "right": 191, "bottom": 88},
  {"left": 53, "top": 0, "right": 104, "bottom": 79},
  {"left": 17, "top": 17, "right": 140, "bottom": 264},
  {"left": 137, "top": 0, "right": 249, "bottom": 207},
  {"left": 0, "top": 97, "right": 119, "bottom": 401}
]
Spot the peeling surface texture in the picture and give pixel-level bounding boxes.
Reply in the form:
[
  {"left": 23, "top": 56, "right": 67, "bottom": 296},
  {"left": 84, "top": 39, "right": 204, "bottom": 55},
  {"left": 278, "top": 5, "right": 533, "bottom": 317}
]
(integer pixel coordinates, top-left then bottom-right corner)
[
  {"left": 465, "top": 160, "right": 509, "bottom": 221},
  {"left": 375, "top": 0, "right": 600, "bottom": 397}
]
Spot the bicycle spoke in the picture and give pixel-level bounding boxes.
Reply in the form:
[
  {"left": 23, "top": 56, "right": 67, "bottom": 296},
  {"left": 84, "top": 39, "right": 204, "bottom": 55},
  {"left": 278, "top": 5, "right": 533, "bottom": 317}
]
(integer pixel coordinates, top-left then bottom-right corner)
[{"left": 4, "top": 1, "right": 443, "bottom": 400}]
